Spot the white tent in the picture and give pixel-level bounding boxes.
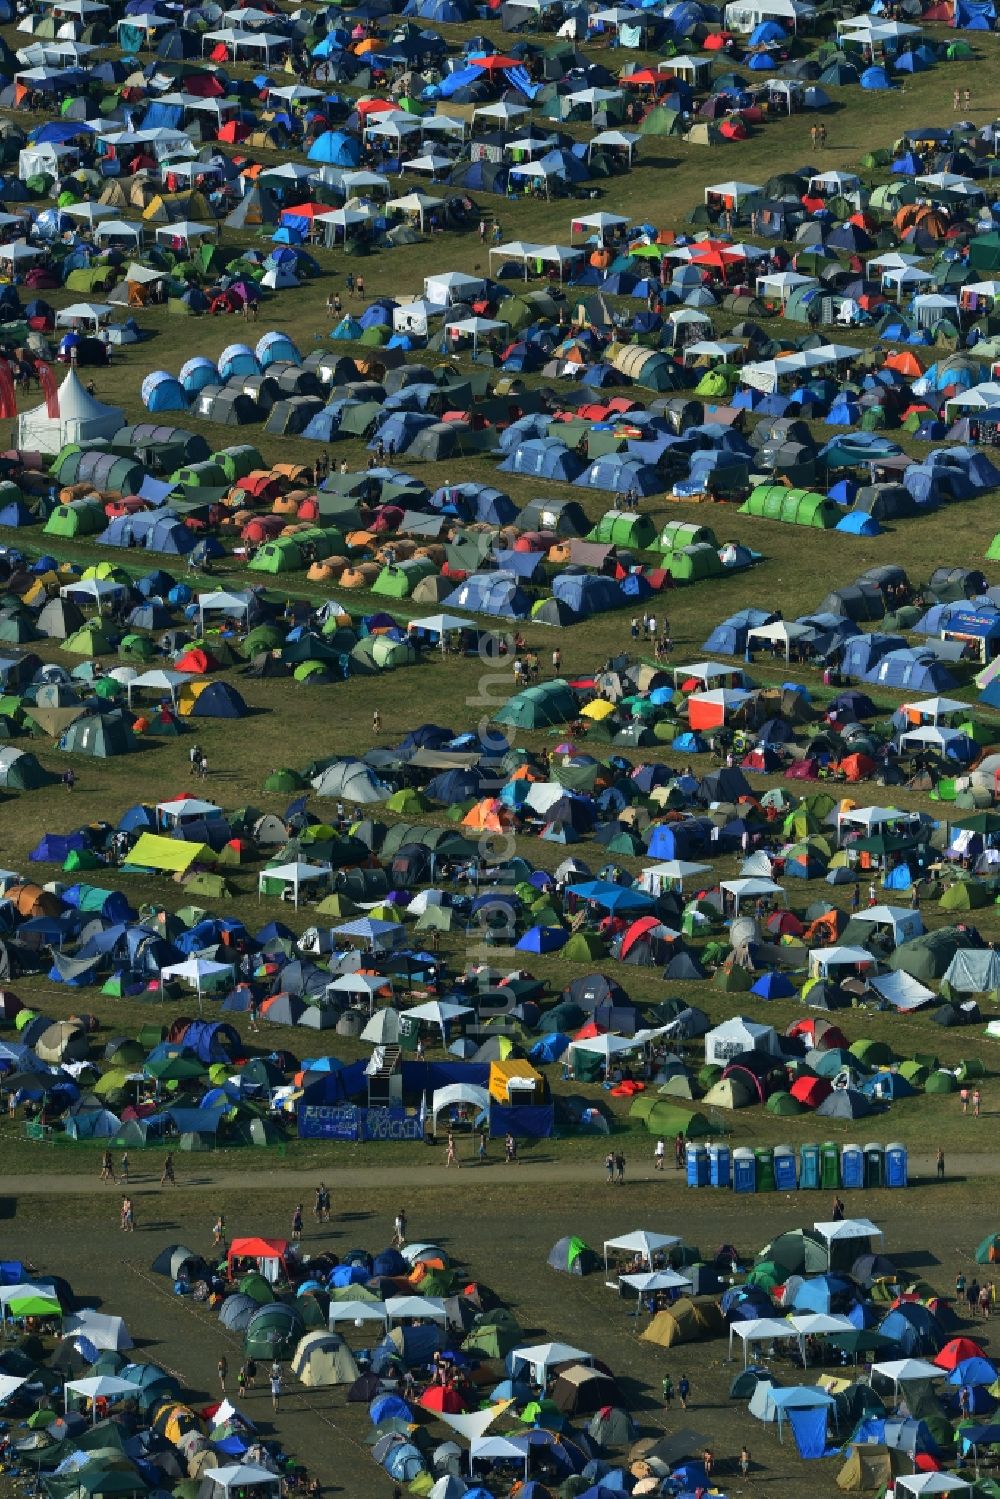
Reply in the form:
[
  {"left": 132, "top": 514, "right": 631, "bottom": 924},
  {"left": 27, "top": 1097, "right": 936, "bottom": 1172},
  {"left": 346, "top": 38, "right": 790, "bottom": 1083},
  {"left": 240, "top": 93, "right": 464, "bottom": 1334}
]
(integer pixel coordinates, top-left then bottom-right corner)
[
  {"left": 328, "top": 1300, "right": 388, "bottom": 1328},
  {"left": 870, "top": 1358, "right": 943, "bottom": 1400},
  {"left": 431, "top": 1083, "right": 490, "bottom": 1129},
  {"left": 847, "top": 905, "right": 923, "bottom": 946},
  {"left": 728, "top": 1317, "right": 800, "bottom": 1366},
  {"left": 704, "top": 1017, "right": 780, "bottom": 1065},
  {"left": 63, "top": 1310, "right": 132, "bottom": 1351},
  {"left": 813, "top": 1218, "right": 884, "bottom": 1249},
  {"left": 64, "top": 1375, "right": 137, "bottom": 1422},
  {"left": 604, "top": 1229, "right": 682, "bottom": 1280},
  {"left": 470, "top": 1436, "right": 529, "bottom": 1478},
  {"left": 808, "top": 945, "right": 875, "bottom": 977},
  {"left": 896, "top": 1478, "right": 972, "bottom": 1499},
  {"left": 257, "top": 861, "right": 332, "bottom": 908},
  {"left": 510, "top": 1342, "right": 592, "bottom": 1382},
  {"left": 385, "top": 1295, "right": 448, "bottom": 1324},
  {"left": 719, "top": 876, "right": 784, "bottom": 913},
  {"left": 200, "top": 1466, "right": 281, "bottom": 1499},
  {"left": 16, "top": 367, "right": 123, "bottom": 455}
]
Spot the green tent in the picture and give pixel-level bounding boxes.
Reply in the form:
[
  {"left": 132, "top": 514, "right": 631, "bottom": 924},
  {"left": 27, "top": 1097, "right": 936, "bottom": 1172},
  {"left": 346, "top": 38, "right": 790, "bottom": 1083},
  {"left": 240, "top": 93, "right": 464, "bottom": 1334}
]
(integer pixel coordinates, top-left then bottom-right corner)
[
  {"left": 642, "top": 1102, "right": 721, "bottom": 1138},
  {"left": 494, "top": 680, "right": 578, "bottom": 728},
  {"left": 975, "top": 1233, "right": 1000, "bottom": 1265},
  {"left": 63, "top": 624, "right": 114, "bottom": 657},
  {"left": 44, "top": 500, "right": 106, "bottom": 538},
  {"left": 654, "top": 520, "right": 717, "bottom": 554},
  {"left": 587, "top": 510, "right": 657, "bottom": 549},
  {"left": 667, "top": 544, "right": 723, "bottom": 583},
  {"left": 740, "top": 485, "right": 839, "bottom": 528}
]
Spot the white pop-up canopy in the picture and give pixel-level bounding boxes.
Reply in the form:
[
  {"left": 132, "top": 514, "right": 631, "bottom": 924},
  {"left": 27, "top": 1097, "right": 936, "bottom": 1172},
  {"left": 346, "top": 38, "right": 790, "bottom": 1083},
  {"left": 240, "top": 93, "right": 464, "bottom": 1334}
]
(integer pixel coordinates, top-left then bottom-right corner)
[
  {"left": 64, "top": 1375, "right": 137, "bottom": 1422},
  {"left": 603, "top": 1229, "right": 682, "bottom": 1281},
  {"left": 728, "top": 1317, "right": 800, "bottom": 1366},
  {"left": 257, "top": 861, "right": 332, "bottom": 908},
  {"left": 384, "top": 1295, "right": 448, "bottom": 1325},
  {"left": 510, "top": 1342, "right": 592, "bottom": 1383}
]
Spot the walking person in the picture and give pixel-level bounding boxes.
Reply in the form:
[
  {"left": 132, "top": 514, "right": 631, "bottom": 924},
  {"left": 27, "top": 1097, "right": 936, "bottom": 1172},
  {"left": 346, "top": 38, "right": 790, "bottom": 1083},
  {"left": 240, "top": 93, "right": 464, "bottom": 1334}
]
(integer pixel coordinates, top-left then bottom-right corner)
[
  {"left": 160, "top": 1152, "right": 176, "bottom": 1186},
  {"left": 445, "top": 1129, "right": 460, "bottom": 1168},
  {"left": 605, "top": 1150, "right": 615, "bottom": 1184},
  {"left": 394, "top": 1207, "right": 407, "bottom": 1247},
  {"left": 372, "top": 708, "right": 382, "bottom": 734},
  {"left": 675, "top": 1132, "right": 685, "bottom": 1169},
  {"left": 740, "top": 1446, "right": 752, "bottom": 1479},
  {"left": 189, "top": 742, "right": 203, "bottom": 776},
  {"left": 615, "top": 1151, "right": 625, "bottom": 1185},
  {"left": 270, "top": 1366, "right": 282, "bottom": 1413},
  {"left": 654, "top": 1137, "right": 665, "bottom": 1171},
  {"left": 961, "top": 1085, "right": 970, "bottom": 1114},
  {"left": 245, "top": 1358, "right": 257, "bottom": 1390},
  {"left": 291, "top": 1203, "right": 303, "bottom": 1242},
  {"left": 937, "top": 1147, "right": 945, "bottom": 1181},
  {"left": 973, "top": 1087, "right": 982, "bottom": 1118},
  {"left": 218, "top": 1357, "right": 228, "bottom": 1394},
  {"left": 478, "top": 1126, "right": 488, "bottom": 1164},
  {"left": 678, "top": 1375, "right": 690, "bottom": 1409},
  {"left": 661, "top": 1374, "right": 674, "bottom": 1410},
  {"left": 101, "top": 1148, "right": 116, "bottom": 1184},
  {"left": 237, "top": 1364, "right": 248, "bottom": 1401},
  {"left": 551, "top": 647, "right": 561, "bottom": 676},
  {"left": 120, "top": 1195, "right": 134, "bottom": 1232},
  {"left": 213, "top": 1212, "right": 226, "bottom": 1248},
  {"left": 120, "top": 1151, "right": 129, "bottom": 1184},
  {"left": 505, "top": 1133, "right": 518, "bottom": 1164}
]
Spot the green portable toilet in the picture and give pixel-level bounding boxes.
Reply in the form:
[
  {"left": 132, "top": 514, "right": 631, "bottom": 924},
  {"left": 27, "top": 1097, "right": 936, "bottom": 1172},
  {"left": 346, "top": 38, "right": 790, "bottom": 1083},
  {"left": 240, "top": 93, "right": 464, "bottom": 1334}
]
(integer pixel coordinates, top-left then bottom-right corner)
[
  {"left": 958, "top": 1057, "right": 986, "bottom": 1080},
  {"left": 863, "top": 1141, "right": 884, "bottom": 1188},
  {"left": 820, "top": 1141, "right": 841, "bottom": 1189},
  {"left": 754, "top": 1147, "right": 775, "bottom": 1192},
  {"left": 799, "top": 1142, "right": 820, "bottom": 1189}
]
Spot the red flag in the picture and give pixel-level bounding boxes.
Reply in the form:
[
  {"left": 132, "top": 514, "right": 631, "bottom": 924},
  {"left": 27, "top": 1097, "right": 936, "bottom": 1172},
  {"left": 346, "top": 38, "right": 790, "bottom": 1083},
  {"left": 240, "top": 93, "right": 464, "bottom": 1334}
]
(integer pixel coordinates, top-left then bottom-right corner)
[
  {"left": 34, "top": 361, "right": 59, "bottom": 419},
  {"left": 0, "top": 361, "right": 16, "bottom": 422}
]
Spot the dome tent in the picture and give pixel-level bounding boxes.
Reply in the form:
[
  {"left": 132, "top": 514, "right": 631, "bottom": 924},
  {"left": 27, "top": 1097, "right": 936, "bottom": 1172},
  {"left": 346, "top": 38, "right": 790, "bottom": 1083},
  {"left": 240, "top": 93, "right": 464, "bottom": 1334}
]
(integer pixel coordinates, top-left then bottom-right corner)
[{"left": 16, "top": 367, "right": 124, "bottom": 455}]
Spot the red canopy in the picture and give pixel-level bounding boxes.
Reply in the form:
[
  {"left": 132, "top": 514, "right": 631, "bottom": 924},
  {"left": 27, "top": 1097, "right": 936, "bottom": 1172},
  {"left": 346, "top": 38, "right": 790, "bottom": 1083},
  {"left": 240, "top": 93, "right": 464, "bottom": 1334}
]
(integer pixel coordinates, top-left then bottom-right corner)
[
  {"left": 471, "top": 53, "right": 518, "bottom": 68},
  {"left": 227, "top": 1237, "right": 289, "bottom": 1273}
]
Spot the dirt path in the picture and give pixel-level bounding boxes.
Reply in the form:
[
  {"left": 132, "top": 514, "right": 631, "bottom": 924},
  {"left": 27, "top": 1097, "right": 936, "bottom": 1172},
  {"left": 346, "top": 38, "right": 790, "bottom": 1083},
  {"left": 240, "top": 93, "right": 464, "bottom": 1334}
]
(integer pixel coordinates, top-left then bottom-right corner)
[{"left": 0, "top": 1151, "right": 992, "bottom": 1194}]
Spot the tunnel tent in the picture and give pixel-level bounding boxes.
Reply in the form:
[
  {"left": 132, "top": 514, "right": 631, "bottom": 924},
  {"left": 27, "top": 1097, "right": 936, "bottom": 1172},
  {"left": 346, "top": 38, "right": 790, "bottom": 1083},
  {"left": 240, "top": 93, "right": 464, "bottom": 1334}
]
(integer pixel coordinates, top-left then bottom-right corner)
[{"left": 740, "top": 485, "right": 840, "bottom": 527}]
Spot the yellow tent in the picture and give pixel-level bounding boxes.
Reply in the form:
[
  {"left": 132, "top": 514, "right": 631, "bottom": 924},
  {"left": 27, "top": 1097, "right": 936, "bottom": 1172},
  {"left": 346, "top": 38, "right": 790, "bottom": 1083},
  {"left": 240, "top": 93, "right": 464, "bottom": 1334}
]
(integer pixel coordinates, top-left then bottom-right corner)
[
  {"left": 176, "top": 680, "right": 210, "bottom": 716},
  {"left": 488, "top": 1058, "right": 544, "bottom": 1104},
  {"left": 128, "top": 834, "right": 215, "bottom": 872},
  {"left": 580, "top": 698, "right": 615, "bottom": 721}
]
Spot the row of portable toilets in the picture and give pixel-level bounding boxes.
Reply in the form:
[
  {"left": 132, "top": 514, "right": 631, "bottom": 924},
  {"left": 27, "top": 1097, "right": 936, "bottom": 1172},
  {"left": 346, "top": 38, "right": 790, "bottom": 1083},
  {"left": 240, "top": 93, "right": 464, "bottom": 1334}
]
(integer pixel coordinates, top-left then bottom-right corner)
[{"left": 686, "top": 1142, "right": 909, "bottom": 1192}]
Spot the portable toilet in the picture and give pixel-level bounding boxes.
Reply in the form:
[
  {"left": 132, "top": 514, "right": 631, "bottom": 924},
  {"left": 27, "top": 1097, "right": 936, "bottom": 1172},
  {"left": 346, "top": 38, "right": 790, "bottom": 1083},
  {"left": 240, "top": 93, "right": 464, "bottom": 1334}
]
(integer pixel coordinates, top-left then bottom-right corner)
[
  {"left": 841, "top": 1143, "right": 864, "bottom": 1190},
  {"left": 799, "top": 1142, "right": 820, "bottom": 1189},
  {"left": 864, "top": 1141, "right": 885, "bottom": 1188},
  {"left": 709, "top": 1142, "right": 731, "bottom": 1188},
  {"left": 885, "top": 1141, "right": 908, "bottom": 1188},
  {"left": 754, "top": 1146, "right": 776, "bottom": 1192},
  {"left": 820, "top": 1140, "right": 841, "bottom": 1189},
  {"left": 733, "top": 1146, "right": 756, "bottom": 1194},
  {"left": 686, "top": 1143, "right": 709, "bottom": 1187},
  {"left": 774, "top": 1145, "right": 797, "bottom": 1191}
]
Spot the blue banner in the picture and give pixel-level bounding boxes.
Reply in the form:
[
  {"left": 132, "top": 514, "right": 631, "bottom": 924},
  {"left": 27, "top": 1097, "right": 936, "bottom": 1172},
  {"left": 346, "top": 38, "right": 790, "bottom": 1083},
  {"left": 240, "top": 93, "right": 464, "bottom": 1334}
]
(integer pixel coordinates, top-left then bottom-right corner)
[{"left": 298, "top": 1104, "right": 423, "bottom": 1142}]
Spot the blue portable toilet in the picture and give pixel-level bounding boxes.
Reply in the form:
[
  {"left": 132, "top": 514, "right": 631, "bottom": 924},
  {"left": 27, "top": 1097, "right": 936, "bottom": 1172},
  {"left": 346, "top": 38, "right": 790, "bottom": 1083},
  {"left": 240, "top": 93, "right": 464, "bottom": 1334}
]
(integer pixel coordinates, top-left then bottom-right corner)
[
  {"left": 774, "top": 1145, "right": 797, "bottom": 1191},
  {"left": 864, "top": 1141, "right": 885, "bottom": 1188},
  {"left": 885, "top": 1141, "right": 908, "bottom": 1188},
  {"left": 709, "top": 1143, "right": 731, "bottom": 1188},
  {"left": 733, "top": 1147, "right": 756, "bottom": 1194},
  {"left": 686, "top": 1144, "right": 709, "bottom": 1187},
  {"left": 799, "top": 1143, "right": 820, "bottom": 1189},
  {"left": 841, "top": 1143, "right": 864, "bottom": 1189}
]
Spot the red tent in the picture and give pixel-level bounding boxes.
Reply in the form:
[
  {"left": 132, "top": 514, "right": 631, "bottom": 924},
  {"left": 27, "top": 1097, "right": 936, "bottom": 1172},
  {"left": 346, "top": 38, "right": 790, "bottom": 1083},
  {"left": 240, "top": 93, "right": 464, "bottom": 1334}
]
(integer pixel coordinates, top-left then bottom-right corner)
[
  {"left": 934, "top": 1336, "right": 986, "bottom": 1370},
  {"left": 227, "top": 1237, "right": 289, "bottom": 1277},
  {"left": 419, "top": 1386, "right": 467, "bottom": 1413}
]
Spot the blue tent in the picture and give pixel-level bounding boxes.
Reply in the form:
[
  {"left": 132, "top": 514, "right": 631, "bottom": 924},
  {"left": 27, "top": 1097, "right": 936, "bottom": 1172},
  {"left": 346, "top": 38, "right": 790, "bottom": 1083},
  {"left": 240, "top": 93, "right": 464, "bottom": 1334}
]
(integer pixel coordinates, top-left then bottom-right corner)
[
  {"left": 860, "top": 65, "right": 892, "bottom": 88},
  {"left": 552, "top": 575, "right": 622, "bottom": 617},
  {"left": 308, "top": 130, "right": 360, "bottom": 166},
  {"left": 498, "top": 439, "right": 584, "bottom": 482}
]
